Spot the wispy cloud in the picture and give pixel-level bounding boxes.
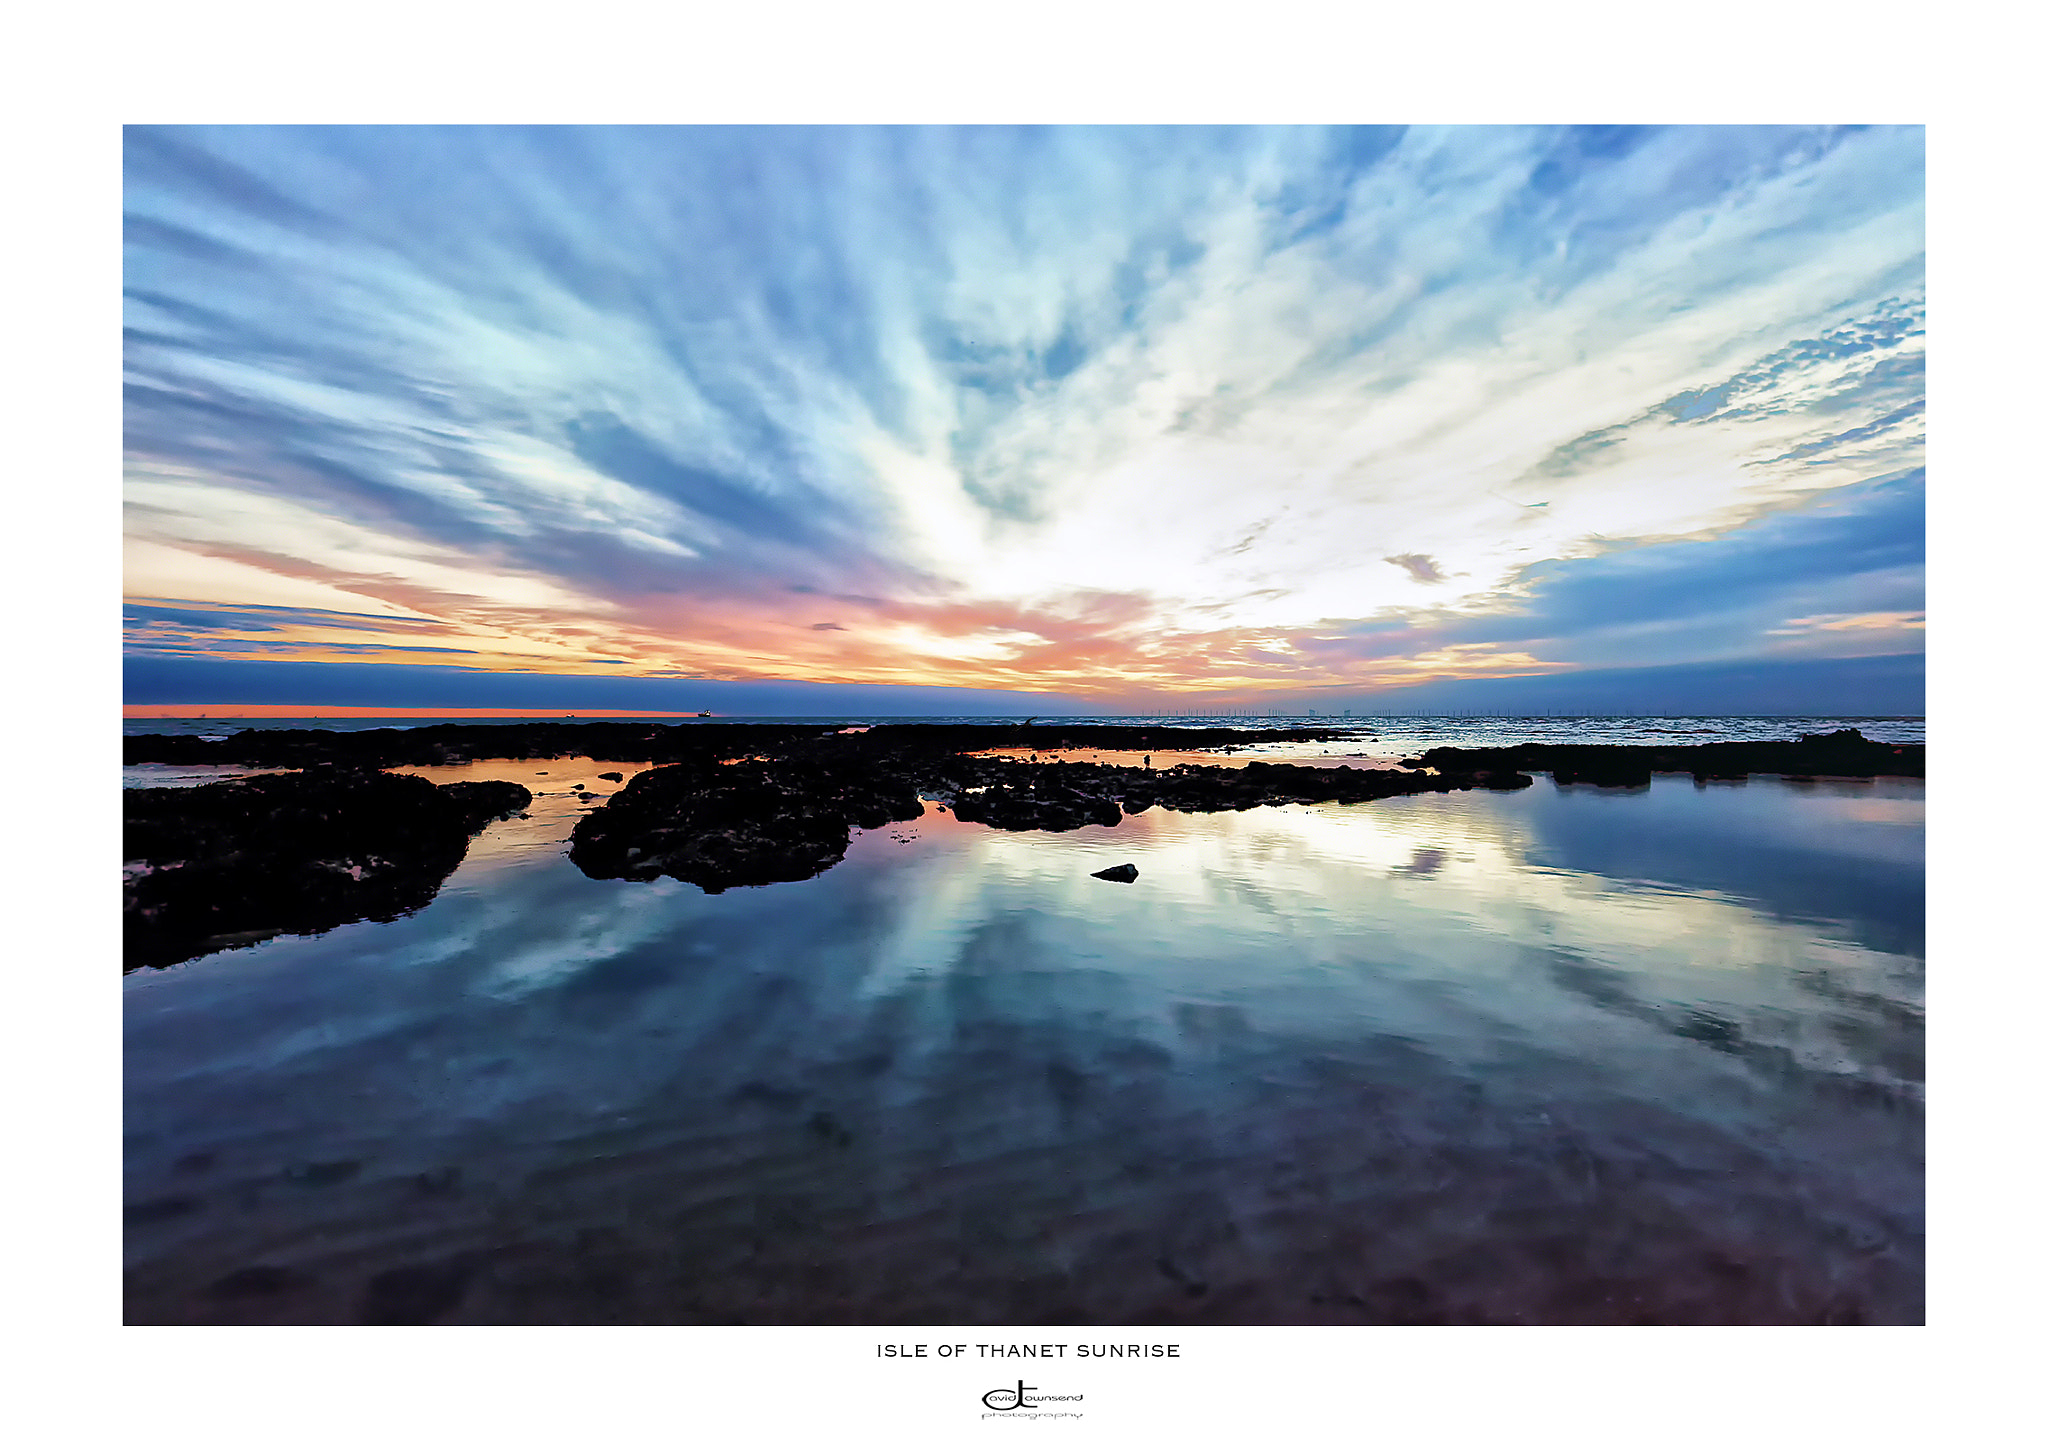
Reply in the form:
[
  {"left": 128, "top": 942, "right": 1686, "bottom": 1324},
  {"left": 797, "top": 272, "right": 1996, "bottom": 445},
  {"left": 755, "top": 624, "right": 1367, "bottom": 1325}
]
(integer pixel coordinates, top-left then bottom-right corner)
[
  {"left": 124, "top": 125, "right": 1923, "bottom": 701},
  {"left": 1384, "top": 554, "right": 1447, "bottom": 584}
]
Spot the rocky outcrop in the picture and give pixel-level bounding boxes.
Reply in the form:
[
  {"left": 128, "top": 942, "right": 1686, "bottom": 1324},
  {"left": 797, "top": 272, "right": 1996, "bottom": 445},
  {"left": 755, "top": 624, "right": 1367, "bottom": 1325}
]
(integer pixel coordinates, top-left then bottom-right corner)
[
  {"left": 950, "top": 778, "right": 1124, "bottom": 832},
  {"left": 122, "top": 720, "right": 1358, "bottom": 771},
  {"left": 124, "top": 769, "right": 531, "bottom": 971},
  {"left": 568, "top": 757, "right": 926, "bottom": 892},
  {"left": 1116, "top": 759, "right": 1532, "bottom": 814},
  {"left": 568, "top": 752, "right": 1531, "bottom": 886},
  {"left": 123, "top": 725, "right": 1919, "bottom": 957},
  {"left": 1401, "top": 728, "right": 1922, "bottom": 785}
]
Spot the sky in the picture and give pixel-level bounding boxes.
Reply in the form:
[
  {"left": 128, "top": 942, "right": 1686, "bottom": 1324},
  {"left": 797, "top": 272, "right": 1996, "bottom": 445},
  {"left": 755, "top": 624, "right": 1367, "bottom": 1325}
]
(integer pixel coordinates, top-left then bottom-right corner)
[{"left": 123, "top": 124, "right": 1924, "bottom": 715}]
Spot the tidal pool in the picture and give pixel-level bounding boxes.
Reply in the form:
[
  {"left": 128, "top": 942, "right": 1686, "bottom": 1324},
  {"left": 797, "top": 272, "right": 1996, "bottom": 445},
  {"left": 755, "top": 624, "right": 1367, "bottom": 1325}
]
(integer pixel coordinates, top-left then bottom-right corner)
[{"left": 123, "top": 770, "right": 1922, "bottom": 1324}]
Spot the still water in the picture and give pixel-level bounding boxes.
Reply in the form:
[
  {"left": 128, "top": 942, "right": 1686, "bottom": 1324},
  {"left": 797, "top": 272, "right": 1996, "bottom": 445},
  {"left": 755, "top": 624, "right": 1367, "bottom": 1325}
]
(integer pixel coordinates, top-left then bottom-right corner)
[{"left": 124, "top": 764, "right": 1922, "bottom": 1324}]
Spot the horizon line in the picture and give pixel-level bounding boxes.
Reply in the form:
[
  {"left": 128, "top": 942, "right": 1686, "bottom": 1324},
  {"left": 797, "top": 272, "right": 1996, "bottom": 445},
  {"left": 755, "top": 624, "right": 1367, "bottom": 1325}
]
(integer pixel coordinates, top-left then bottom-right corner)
[
  {"left": 123, "top": 704, "right": 1924, "bottom": 721},
  {"left": 122, "top": 705, "right": 720, "bottom": 720}
]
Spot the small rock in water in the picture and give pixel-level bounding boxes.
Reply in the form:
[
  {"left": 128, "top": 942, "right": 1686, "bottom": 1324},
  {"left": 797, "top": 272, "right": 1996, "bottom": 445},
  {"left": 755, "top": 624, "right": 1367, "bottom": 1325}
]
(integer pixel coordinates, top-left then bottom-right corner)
[
  {"left": 1091, "top": 862, "right": 1139, "bottom": 883},
  {"left": 598, "top": 772, "right": 623, "bottom": 782}
]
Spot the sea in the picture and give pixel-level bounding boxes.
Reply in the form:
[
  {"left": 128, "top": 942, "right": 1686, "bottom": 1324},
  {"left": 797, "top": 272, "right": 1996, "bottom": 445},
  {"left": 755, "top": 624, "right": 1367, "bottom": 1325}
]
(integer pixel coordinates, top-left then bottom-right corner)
[{"left": 122, "top": 716, "right": 1924, "bottom": 1324}]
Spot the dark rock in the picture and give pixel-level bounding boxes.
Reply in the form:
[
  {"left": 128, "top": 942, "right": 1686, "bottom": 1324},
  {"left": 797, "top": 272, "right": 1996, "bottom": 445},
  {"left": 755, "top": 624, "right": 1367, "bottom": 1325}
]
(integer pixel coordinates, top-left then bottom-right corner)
[
  {"left": 1474, "top": 769, "right": 1535, "bottom": 791},
  {"left": 123, "top": 719, "right": 1355, "bottom": 772},
  {"left": 568, "top": 736, "right": 1645, "bottom": 893},
  {"left": 124, "top": 724, "right": 1917, "bottom": 921},
  {"left": 1091, "top": 863, "right": 1140, "bottom": 882},
  {"left": 124, "top": 769, "right": 531, "bottom": 971},
  {"left": 597, "top": 771, "right": 624, "bottom": 782},
  {"left": 1554, "top": 757, "right": 1654, "bottom": 788},
  {"left": 952, "top": 778, "right": 1122, "bottom": 832},
  {"left": 127, "top": 720, "right": 847, "bottom": 771},
  {"left": 439, "top": 779, "right": 534, "bottom": 819},
  {"left": 569, "top": 757, "right": 924, "bottom": 892},
  {"left": 1407, "top": 728, "right": 1920, "bottom": 784}
]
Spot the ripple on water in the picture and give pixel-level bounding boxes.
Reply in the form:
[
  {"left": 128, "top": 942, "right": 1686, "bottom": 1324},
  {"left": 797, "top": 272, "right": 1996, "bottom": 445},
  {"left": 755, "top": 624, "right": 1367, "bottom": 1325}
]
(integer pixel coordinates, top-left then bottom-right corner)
[{"left": 123, "top": 773, "right": 1921, "bottom": 1324}]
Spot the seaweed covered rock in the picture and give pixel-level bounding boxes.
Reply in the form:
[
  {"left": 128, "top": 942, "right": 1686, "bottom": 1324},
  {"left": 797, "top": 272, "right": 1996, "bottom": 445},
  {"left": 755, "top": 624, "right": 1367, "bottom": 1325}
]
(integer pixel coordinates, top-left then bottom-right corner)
[
  {"left": 1406, "top": 727, "right": 1921, "bottom": 784},
  {"left": 126, "top": 724, "right": 1915, "bottom": 935},
  {"left": 124, "top": 769, "right": 531, "bottom": 971},
  {"left": 1119, "top": 760, "right": 1524, "bottom": 814},
  {"left": 950, "top": 777, "right": 1123, "bottom": 832},
  {"left": 123, "top": 719, "right": 1362, "bottom": 771},
  {"left": 122, "top": 720, "right": 837, "bottom": 771},
  {"left": 569, "top": 758, "right": 926, "bottom": 892}
]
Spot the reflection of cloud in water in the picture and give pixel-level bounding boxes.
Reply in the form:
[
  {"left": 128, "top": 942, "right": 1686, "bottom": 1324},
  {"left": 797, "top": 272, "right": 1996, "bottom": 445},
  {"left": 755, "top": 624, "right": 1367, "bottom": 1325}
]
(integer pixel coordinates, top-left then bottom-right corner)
[
  {"left": 827, "top": 781, "right": 1920, "bottom": 1119},
  {"left": 125, "top": 774, "right": 1920, "bottom": 1325},
  {"left": 470, "top": 878, "right": 694, "bottom": 1000},
  {"left": 1396, "top": 847, "right": 1449, "bottom": 876}
]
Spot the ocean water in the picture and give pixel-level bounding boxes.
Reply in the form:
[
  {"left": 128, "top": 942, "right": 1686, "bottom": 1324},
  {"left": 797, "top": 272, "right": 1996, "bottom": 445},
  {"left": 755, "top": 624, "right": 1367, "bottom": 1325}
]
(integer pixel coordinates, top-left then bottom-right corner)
[
  {"left": 123, "top": 712, "right": 1925, "bottom": 745},
  {"left": 122, "top": 719, "right": 1924, "bottom": 1324}
]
